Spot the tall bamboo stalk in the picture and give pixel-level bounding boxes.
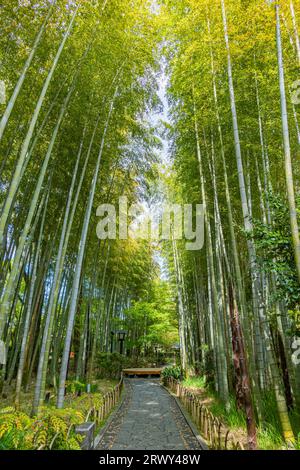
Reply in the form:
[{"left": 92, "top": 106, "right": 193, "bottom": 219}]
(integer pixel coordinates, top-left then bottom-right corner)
[
  {"left": 276, "top": 3, "right": 300, "bottom": 284},
  {"left": 56, "top": 88, "right": 117, "bottom": 408}
]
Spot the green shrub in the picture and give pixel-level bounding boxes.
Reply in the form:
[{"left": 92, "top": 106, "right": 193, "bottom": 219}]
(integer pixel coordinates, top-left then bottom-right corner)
[
  {"left": 71, "top": 393, "right": 104, "bottom": 422},
  {"left": 33, "top": 407, "right": 84, "bottom": 450},
  {"left": 182, "top": 375, "right": 207, "bottom": 389},
  {"left": 66, "top": 380, "right": 86, "bottom": 395},
  {"left": 161, "top": 365, "right": 181, "bottom": 383},
  {"left": 257, "top": 424, "right": 285, "bottom": 450},
  {"left": 293, "top": 433, "right": 300, "bottom": 450},
  {"left": 66, "top": 380, "right": 98, "bottom": 395},
  {"left": 96, "top": 352, "right": 129, "bottom": 378},
  {"left": 0, "top": 429, "right": 25, "bottom": 450},
  {"left": 208, "top": 395, "right": 246, "bottom": 429},
  {"left": 0, "top": 408, "right": 32, "bottom": 450},
  {"left": 0, "top": 407, "right": 84, "bottom": 450}
]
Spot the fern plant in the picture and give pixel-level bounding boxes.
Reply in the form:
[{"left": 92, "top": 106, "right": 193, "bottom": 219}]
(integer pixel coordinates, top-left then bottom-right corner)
[{"left": 0, "top": 407, "right": 84, "bottom": 450}]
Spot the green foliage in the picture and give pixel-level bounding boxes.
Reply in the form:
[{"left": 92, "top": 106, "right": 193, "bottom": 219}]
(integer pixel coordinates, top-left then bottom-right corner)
[
  {"left": 180, "top": 376, "right": 246, "bottom": 430},
  {"left": 293, "top": 434, "right": 300, "bottom": 450},
  {"left": 161, "top": 365, "right": 181, "bottom": 381},
  {"left": 66, "top": 380, "right": 97, "bottom": 395},
  {"left": 0, "top": 407, "right": 84, "bottom": 450},
  {"left": 208, "top": 396, "right": 246, "bottom": 430},
  {"left": 0, "top": 408, "right": 33, "bottom": 450},
  {"left": 260, "top": 390, "right": 282, "bottom": 430},
  {"left": 65, "top": 380, "right": 87, "bottom": 395},
  {"left": 257, "top": 424, "right": 285, "bottom": 450},
  {"left": 180, "top": 378, "right": 292, "bottom": 449},
  {"left": 33, "top": 407, "right": 84, "bottom": 450},
  {"left": 182, "top": 375, "right": 207, "bottom": 389},
  {"left": 71, "top": 393, "right": 104, "bottom": 419},
  {"left": 96, "top": 352, "right": 129, "bottom": 379},
  {"left": 252, "top": 192, "right": 300, "bottom": 310},
  {"left": 1, "top": 0, "right": 300, "bottom": 450},
  {"left": 0, "top": 429, "right": 25, "bottom": 450},
  {"left": 256, "top": 395, "right": 293, "bottom": 449},
  {"left": 123, "top": 279, "right": 179, "bottom": 354}
]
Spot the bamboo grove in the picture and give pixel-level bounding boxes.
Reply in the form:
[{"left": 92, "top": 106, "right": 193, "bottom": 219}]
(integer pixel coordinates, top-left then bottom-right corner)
[
  {"left": 162, "top": 0, "right": 300, "bottom": 449},
  {"left": 0, "top": 0, "right": 300, "bottom": 451},
  {"left": 0, "top": 0, "right": 162, "bottom": 415}
]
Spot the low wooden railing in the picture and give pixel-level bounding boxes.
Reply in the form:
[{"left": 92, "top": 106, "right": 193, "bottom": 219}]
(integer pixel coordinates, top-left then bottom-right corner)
[
  {"left": 62, "top": 378, "right": 124, "bottom": 450},
  {"left": 85, "top": 377, "right": 124, "bottom": 425},
  {"left": 164, "top": 377, "right": 244, "bottom": 450}
]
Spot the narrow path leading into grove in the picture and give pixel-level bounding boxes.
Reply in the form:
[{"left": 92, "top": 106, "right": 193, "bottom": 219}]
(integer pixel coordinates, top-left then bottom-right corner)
[{"left": 96, "top": 379, "right": 204, "bottom": 450}]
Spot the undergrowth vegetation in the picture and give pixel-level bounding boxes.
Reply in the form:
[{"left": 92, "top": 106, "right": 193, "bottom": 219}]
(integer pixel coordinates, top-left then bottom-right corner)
[
  {"left": 0, "top": 378, "right": 115, "bottom": 450},
  {"left": 0, "top": 407, "right": 83, "bottom": 450},
  {"left": 181, "top": 375, "right": 300, "bottom": 450}
]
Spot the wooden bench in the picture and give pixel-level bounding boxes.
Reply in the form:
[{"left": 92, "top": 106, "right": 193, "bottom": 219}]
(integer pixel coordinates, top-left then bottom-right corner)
[{"left": 122, "top": 367, "right": 163, "bottom": 377}]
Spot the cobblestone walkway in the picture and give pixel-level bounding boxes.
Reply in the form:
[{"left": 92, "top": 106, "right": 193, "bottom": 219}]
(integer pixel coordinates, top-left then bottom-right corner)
[{"left": 96, "top": 379, "right": 203, "bottom": 450}]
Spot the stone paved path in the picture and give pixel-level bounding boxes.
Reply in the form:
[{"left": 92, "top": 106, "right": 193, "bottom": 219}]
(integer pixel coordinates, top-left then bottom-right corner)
[{"left": 96, "top": 379, "right": 203, "bottom": 450}]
